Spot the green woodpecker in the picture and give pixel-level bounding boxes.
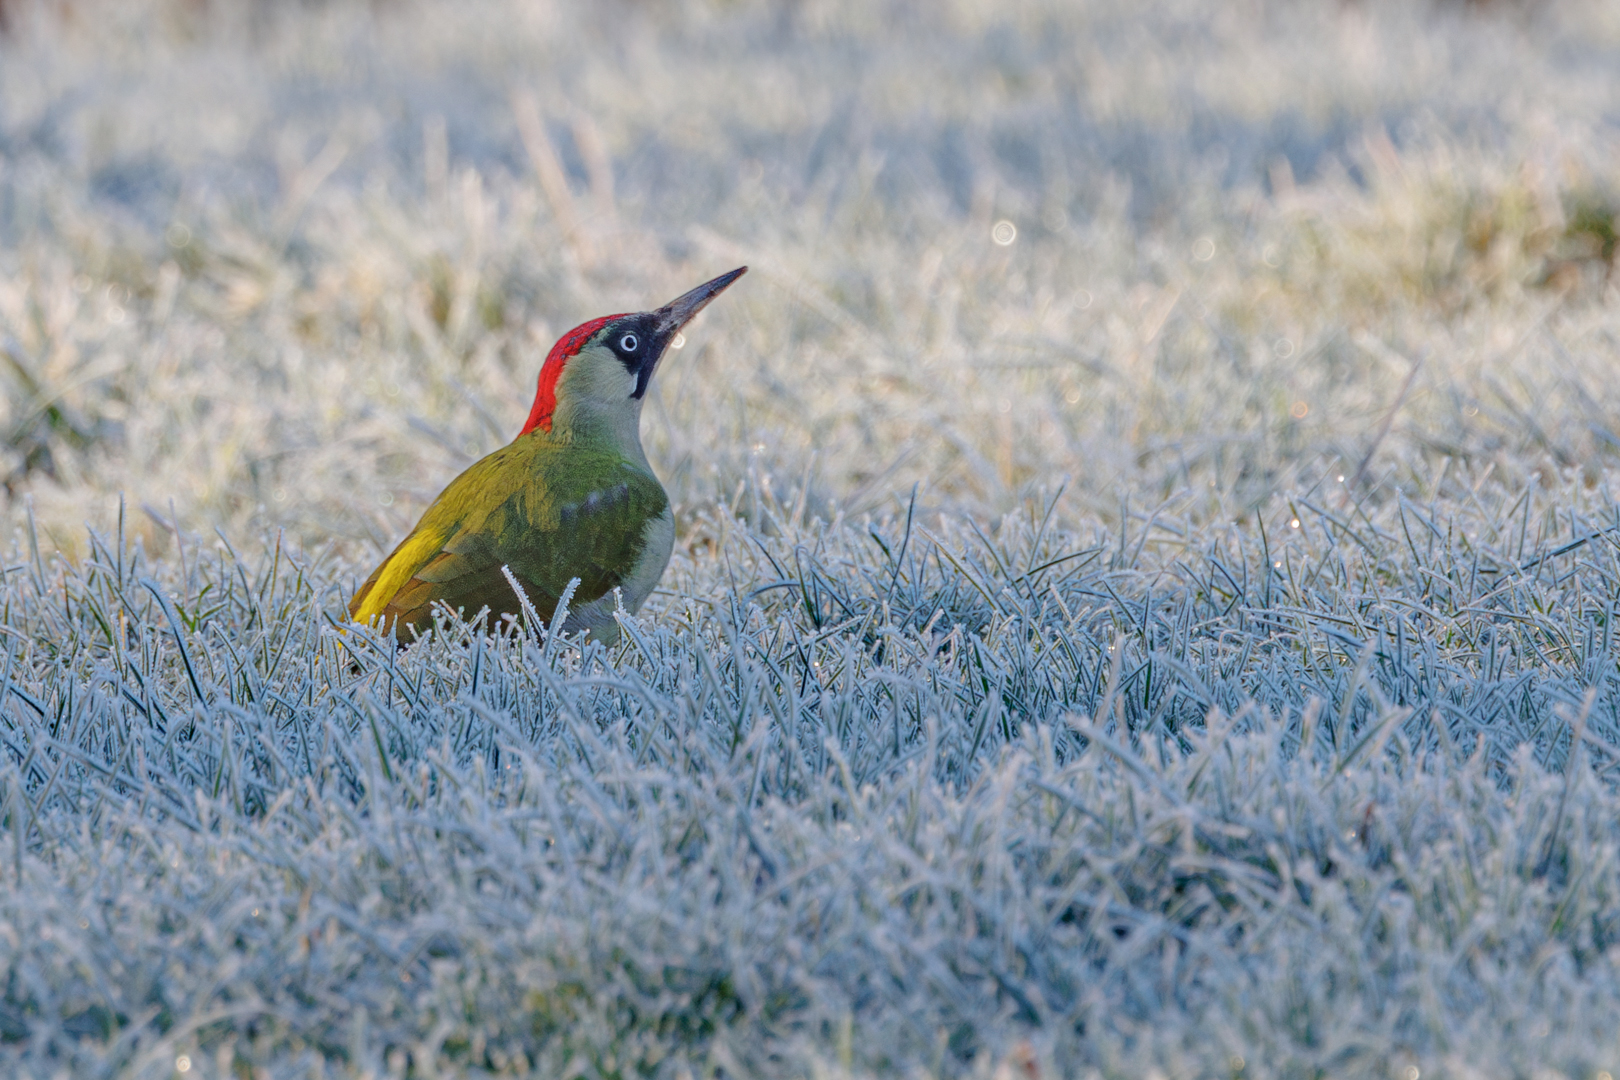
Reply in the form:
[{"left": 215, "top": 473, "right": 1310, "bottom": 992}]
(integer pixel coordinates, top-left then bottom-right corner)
[{"left": 349, "top": 266, "right": 747, "bottom": 644}]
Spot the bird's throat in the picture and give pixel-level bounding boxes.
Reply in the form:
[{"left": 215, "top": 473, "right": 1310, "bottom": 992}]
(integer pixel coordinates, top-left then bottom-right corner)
[{"left": 525, "top": 400, "right": 649, "bottom": 467}]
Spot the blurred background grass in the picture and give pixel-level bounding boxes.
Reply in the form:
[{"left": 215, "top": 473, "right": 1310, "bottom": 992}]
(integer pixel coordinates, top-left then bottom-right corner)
[{"left": 1, "top": 0, "right": 1617, "bottom": 567}]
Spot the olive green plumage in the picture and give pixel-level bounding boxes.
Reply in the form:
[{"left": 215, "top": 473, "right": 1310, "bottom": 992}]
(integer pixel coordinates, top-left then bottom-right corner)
[
  {"left": 348, "top": 438, "right": 668, "bottom": 640},
  {"left": 347, "top": 266, "right": 745, "bottom": 645}
]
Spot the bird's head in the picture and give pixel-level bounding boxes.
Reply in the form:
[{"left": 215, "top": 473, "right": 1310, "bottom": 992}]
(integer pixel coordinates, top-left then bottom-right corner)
[{"left": 521, "top": 266, "right": 747, "bottom": 442}]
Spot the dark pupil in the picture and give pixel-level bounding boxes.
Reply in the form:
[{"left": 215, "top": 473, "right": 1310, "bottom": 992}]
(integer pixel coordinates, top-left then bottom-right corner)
[{"left": 620, "top": 334, "right": 638, "bottom": 352}]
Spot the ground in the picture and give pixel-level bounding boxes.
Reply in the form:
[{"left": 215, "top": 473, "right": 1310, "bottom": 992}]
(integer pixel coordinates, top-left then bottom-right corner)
[{"left": 2, "top": 0, "right": 1620, "bottom": 1076}]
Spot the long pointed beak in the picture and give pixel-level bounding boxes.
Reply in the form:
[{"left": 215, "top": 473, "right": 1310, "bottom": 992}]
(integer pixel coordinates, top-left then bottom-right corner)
[{"left": 654, "top": 266, "right": 747, "bottom": 336}]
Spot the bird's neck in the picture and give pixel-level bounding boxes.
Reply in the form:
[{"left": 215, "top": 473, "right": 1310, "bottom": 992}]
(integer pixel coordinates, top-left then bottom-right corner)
[{"left": 537, "top": 400, "right": 650, "bottom": 466}]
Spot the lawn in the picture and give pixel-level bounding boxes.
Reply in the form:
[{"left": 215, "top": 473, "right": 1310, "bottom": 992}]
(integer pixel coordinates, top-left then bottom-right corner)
[{"left": 3, "top": 0, "right": 1620, "bottom": 1076}]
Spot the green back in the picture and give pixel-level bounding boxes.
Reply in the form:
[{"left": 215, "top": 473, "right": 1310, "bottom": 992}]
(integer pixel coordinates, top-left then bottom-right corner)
[{"left": 348, "top": 436, "right": 668, "bottom": 640}]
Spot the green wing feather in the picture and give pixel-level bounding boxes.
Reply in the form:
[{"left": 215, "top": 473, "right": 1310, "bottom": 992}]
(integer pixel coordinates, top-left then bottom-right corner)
[{"left": 348, "top": 439, "right": 668, "bottom": 641}]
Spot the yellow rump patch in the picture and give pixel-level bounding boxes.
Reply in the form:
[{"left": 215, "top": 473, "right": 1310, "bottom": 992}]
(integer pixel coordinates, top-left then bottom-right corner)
[{"left": 351, "top": 527, "right": 451, "bottom": 627}]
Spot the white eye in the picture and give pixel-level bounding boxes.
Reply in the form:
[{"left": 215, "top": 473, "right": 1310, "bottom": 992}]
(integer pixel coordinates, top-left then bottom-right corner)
[{"left": 619, "top": 333, "right": 639, "bottom": 352}]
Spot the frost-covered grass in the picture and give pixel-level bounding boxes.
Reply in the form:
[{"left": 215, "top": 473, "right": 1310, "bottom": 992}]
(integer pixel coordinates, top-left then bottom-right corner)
[{"left": 4, "top": 0, "right": 1620, "bottom": 1076}]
